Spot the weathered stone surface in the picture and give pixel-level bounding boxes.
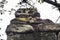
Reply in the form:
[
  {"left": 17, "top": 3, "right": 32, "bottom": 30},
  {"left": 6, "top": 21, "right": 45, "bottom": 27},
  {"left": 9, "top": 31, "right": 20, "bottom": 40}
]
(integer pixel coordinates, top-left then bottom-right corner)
[
  {"left": 6, "top": 8, "right": 60, "bottom": 40},
  {"left": 7, "top": 32, "right": 57, "bottom": 40},
  {"left": 58, "top": 32, "right": 60, "bottom": 40}
]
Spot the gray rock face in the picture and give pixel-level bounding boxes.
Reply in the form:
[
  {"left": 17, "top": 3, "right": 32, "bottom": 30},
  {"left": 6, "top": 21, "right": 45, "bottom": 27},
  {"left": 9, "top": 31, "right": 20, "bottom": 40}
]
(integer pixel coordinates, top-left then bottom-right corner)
[
  {"left": 6, "top": 8, "right": 60, "bottom": 40},
  {"left": 58, "top": 32, "right": 60, "bottom": 40}
]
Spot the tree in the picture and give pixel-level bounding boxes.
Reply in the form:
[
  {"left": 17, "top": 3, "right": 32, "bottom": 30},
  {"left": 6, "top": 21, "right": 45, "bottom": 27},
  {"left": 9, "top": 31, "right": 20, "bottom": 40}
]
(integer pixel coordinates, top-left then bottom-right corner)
[{"left": 38, "top": 0, "right": 60, "bottom": 11}]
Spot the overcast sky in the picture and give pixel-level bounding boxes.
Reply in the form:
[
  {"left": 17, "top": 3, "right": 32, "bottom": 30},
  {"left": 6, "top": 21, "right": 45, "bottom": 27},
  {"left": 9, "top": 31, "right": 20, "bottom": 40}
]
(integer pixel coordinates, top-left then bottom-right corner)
[{"left": 0, "top": 0, "right": 60, "bottom": 40}]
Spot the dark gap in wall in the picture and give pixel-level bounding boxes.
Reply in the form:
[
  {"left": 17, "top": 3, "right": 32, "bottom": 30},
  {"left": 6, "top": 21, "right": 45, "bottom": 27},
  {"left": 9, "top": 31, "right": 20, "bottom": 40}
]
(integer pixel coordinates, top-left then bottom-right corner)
[
  {"left": 0, "top": 39, "right": 4, "bottom": 40},
  {"left": 0, "top": 34, "right": 1, "bottom": 37},
  {"left": 0, "top": 28, "right": 1, "bottom": 30}
]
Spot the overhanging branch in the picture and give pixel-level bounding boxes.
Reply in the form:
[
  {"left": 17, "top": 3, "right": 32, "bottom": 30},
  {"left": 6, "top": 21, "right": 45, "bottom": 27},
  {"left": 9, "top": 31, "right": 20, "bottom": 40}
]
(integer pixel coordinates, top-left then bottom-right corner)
[
  {"left": 44, "top": 0, "right": 60, "bottom": 7},
  {"left": 44, "top": 0, "right": 60, "bottom": 11}
]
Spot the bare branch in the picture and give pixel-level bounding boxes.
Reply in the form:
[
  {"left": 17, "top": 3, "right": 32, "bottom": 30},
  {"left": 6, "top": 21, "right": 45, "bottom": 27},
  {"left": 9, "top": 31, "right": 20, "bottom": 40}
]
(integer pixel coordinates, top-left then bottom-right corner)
[{"left": 44, "top": 0, "right": 60, "bottom": 11}]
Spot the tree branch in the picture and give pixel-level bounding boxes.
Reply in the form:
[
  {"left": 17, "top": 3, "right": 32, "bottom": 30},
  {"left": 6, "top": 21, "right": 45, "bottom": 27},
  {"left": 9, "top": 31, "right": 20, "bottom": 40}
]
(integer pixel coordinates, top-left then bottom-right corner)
[{"left": 44, "top": 0, "right": 60, "bottom": 11}]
